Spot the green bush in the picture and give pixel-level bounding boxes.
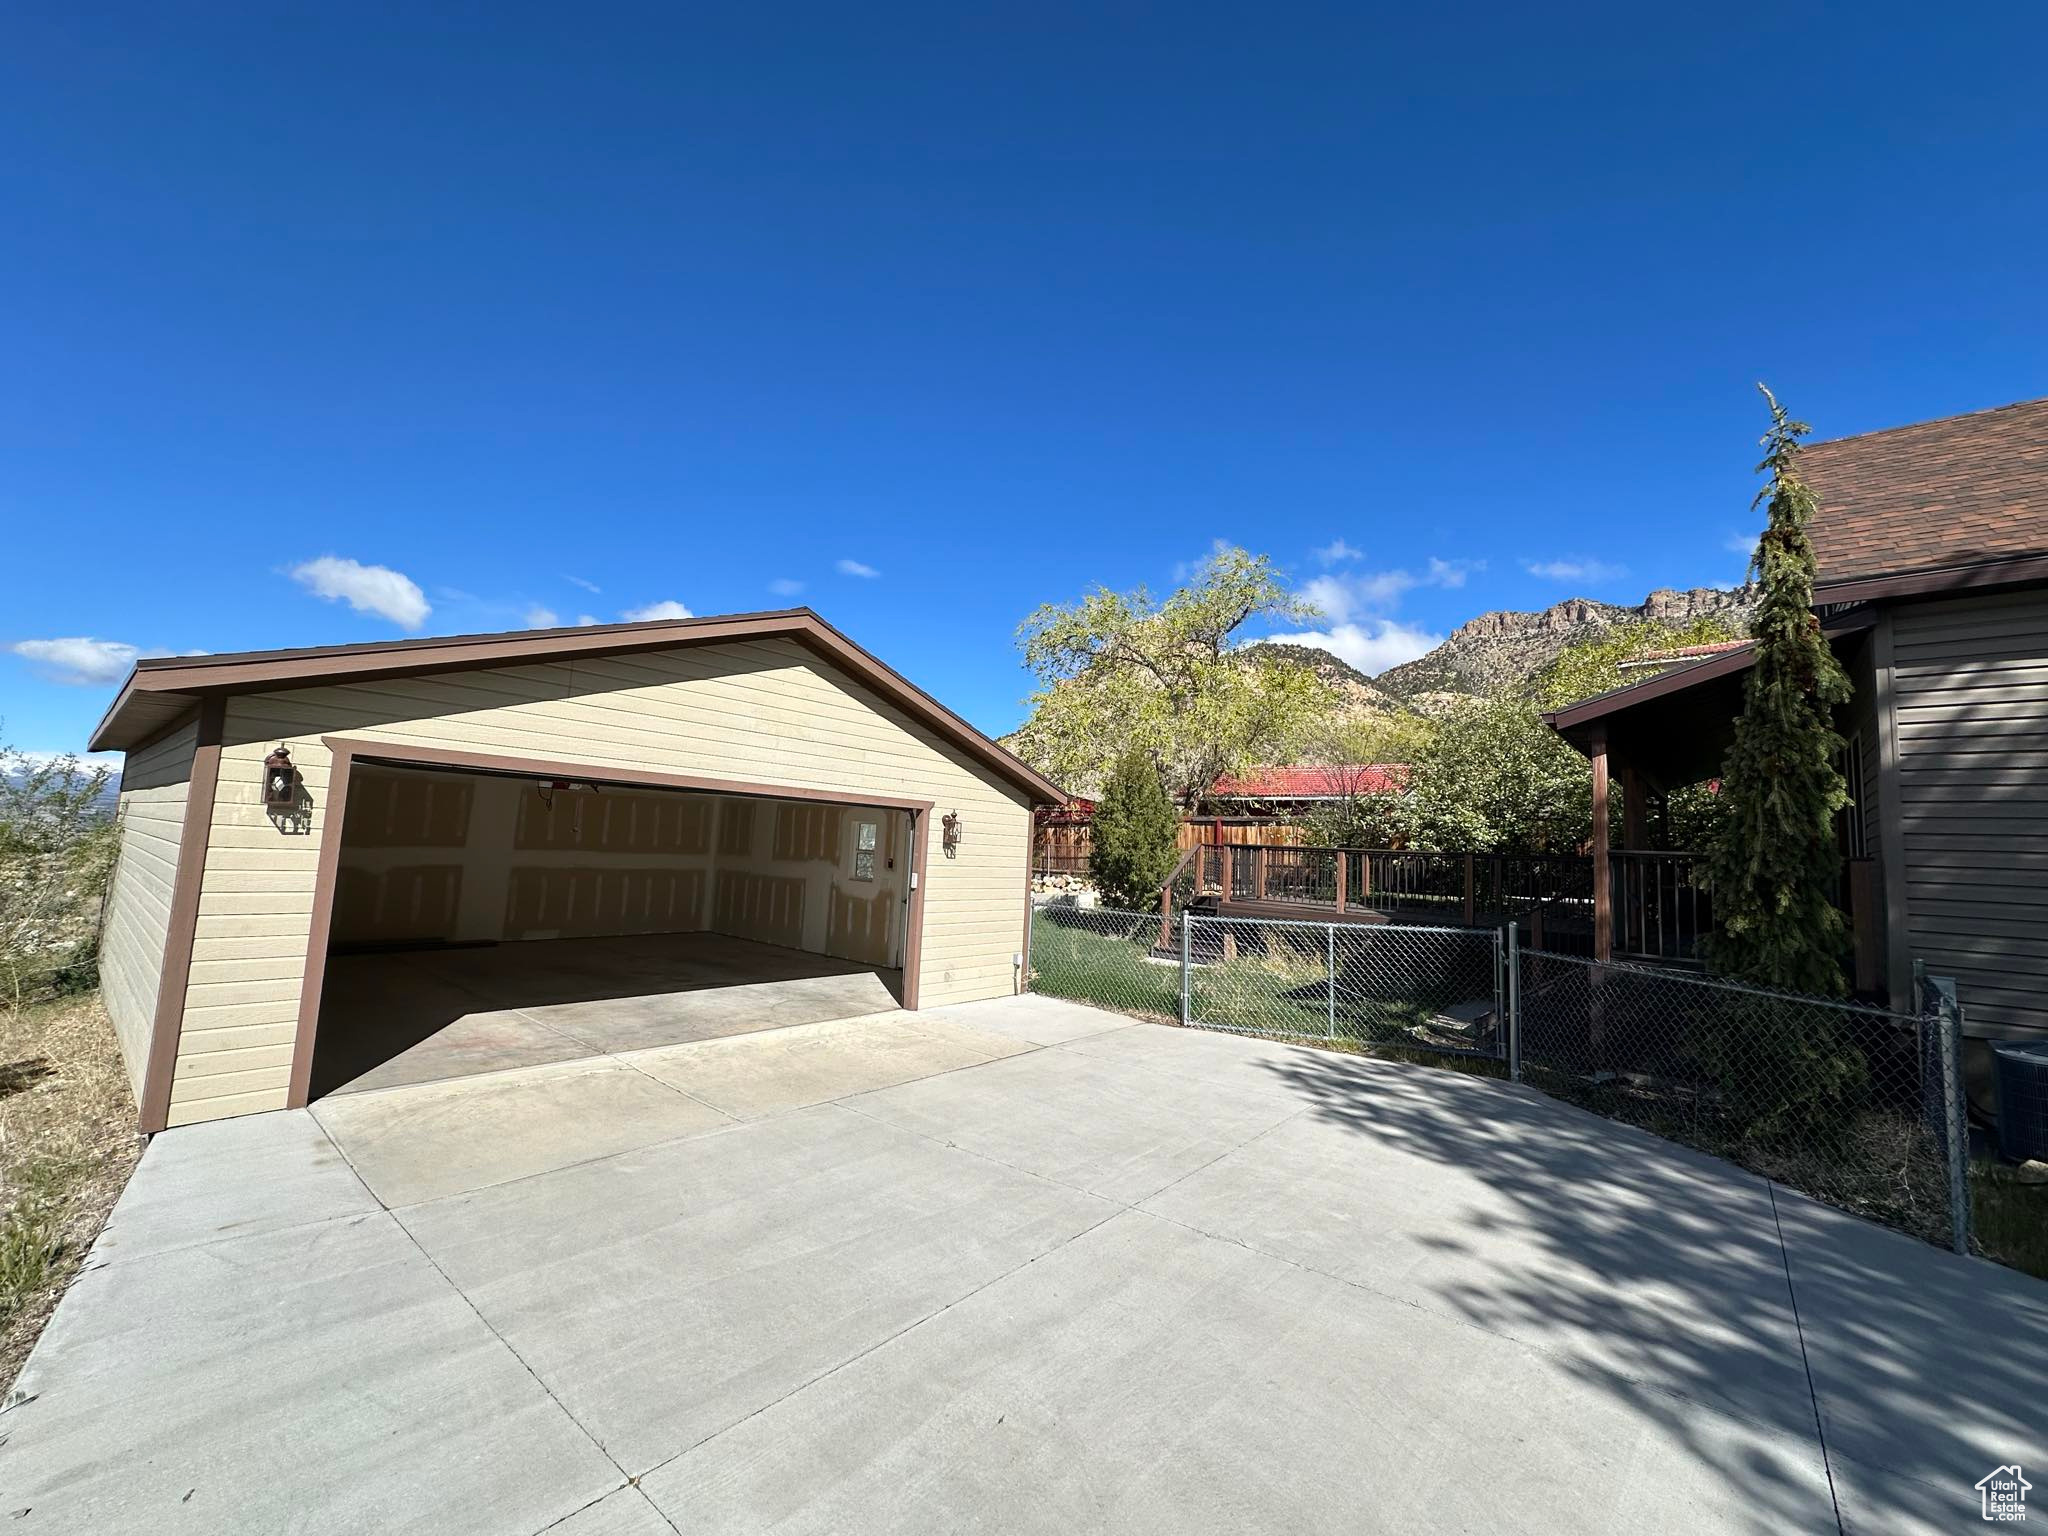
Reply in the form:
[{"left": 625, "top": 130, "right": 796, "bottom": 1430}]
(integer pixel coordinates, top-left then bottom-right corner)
[{"left": 1088, "top": 748, "right": 1181, "bottom": 909}]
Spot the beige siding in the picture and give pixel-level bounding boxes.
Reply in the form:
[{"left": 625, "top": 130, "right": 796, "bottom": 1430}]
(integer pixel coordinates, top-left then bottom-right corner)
[
  {"left": 100, "top": 716, "right": 199, "bottom": 1098},
  {"left": 1890, "top": 588, "right": 2048, "bottom": 1035},
  {"left": 167, "top": 637, "right": 1031, "bottom": 1125}
]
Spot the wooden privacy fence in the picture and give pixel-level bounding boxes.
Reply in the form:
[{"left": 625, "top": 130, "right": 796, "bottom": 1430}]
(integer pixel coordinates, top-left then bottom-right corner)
[{"left": 1033, "top": 818, "right": 1309, "bottom": 876}]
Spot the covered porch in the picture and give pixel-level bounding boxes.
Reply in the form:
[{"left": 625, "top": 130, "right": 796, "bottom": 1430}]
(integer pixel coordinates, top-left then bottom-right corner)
[{"left": 1542, "top": 621, "right": 1884, "bottom": 993}]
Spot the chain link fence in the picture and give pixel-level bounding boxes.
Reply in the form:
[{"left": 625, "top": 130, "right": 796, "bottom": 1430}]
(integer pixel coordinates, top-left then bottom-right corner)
[
  {"left": 1517, "top": 948, "right": 1968, "bottom": 1252},
  {"left": 1185, "top": 914, "right": 1505, "bottom": 1065},
  {"left": 1027, "top": 902, "right": 1181, "bottom": 1021},
  {"left": 1027, "top": 900, "right": 1975, "bottom": 1256}
]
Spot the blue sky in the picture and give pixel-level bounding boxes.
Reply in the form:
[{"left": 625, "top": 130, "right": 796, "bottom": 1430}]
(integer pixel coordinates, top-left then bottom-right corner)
[{"left": 5, "top": 4, "right": 2045, "bottom": 759}]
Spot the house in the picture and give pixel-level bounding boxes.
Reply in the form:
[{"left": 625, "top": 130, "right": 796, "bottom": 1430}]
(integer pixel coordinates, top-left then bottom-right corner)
[
  {"left": 1544, "top": 397, "right": 2048, "bottom": 1035},
  {"left": 89, "top": 609, "right": 1065, "bottom": 1132},
  {"left": 1203, "top": 763, "right": 1408, "bottom": 815}
]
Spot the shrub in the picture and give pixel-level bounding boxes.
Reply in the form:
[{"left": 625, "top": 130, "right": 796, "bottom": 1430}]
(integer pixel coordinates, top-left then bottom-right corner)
[{"left": 1088, "top": 748, "right": 1181, "bottom": 909}]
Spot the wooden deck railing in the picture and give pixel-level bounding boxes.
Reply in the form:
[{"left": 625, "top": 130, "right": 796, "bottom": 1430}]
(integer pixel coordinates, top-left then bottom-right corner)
[{"left": 1145, "top": 842, "right": 1885, "bottom": 995}]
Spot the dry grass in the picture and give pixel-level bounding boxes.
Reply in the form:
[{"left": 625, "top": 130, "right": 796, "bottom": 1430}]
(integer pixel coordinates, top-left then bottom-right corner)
[{"left": 0, "top": 992, "right": 141, "bottom": 1393}]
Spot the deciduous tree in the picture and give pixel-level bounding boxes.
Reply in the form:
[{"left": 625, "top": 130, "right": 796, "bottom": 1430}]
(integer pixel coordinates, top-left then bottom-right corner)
[{"left": 1013, "top": 548, "right": 1327, "bottom": 808}]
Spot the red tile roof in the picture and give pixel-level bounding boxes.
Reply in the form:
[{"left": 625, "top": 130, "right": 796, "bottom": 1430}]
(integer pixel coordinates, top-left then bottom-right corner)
[
  {"left": 1209, "top": 764, "right": 1407, "bottom": 799},
  {"left": 1797, "top": 397, "right": 2048, "bottom": 586}
]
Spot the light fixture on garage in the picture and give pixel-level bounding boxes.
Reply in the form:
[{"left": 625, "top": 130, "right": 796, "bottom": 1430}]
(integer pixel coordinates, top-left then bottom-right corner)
[
  {"left": 942, "top": 810, "right": 963, "bottom": 856},
  {"left": 262, "top": 746, "right": 297, "bottom": 811}
]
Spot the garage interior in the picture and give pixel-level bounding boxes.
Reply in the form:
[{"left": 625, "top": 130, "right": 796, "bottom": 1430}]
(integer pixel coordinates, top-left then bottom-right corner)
[{"left": 307, "top": 760, "right": 914, "bottom": 1099}]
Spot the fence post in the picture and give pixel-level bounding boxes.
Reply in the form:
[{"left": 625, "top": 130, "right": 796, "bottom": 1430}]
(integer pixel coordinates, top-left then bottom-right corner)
[
  {"left": 1463, "top": 853, "right": 1475, "bottom": 926},
  {"left": 1505, "top": 921, "right": 1521, "bottom": 1082},
  {"left": 1327, "top": 925, "right": 1337, "bottom": 1044},
  {"left": 1181, "top": 912, "right": 1192, "bottom": 1028},
  {"left": 1334, "top": 850, "right": 1347, "bottom": 913},
  {"left": 1932, "top": 975, "right": 1970, "bottom": 1256}
]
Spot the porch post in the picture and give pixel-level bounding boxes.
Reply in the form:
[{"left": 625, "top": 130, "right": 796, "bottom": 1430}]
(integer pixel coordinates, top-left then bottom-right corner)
[
  {"left": 1620, "top": 759, "right": 1645, "bottom": 851},
  {"left": 1591, "top": 727, "right": 1612, "bottom": 963}
]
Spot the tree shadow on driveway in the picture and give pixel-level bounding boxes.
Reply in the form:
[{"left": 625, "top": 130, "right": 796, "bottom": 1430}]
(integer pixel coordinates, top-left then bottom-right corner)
[{"left": 1243, "top": 1046, "right": 2047, "bottom": 1532}]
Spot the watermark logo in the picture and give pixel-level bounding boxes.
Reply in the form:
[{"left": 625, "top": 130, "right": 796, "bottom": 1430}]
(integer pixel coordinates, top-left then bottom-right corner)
[{"left": 1976, "top": 1465, "right": 2031, "bottom": 1523}]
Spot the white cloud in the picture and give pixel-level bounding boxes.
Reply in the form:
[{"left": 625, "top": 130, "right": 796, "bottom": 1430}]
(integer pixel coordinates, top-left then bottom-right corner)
[
  {"left": 289, "top": 556, "right": 431, "bottom": 630},
  {"left": 576, "top": 613, "right": 601, "bottom": 627},
  {"left": 1523, "top": 557, "right": 1626, "bottom": 584},
  {"left": 565, "top": 575, "right": 601, "bottom": 594},
  {"left": 1723, "top": 533, "right": 1758, "bottom": 556},
  {"left": 1426, "top": 557, "right": 1478, "bottom": 588},
  {"left": 9, "top": 637, "right": 144, "bottom": 685},
  {"left": 836, "top": 558, "right": 880, "bottom": 579},
  {"left": 1267, "top": 620, "right": 1443, "bottom": 675},
  {"left": 1301, "top": 570, "right": 1411, "bottom": 624},
  {"left": 1315, "top": 538, "right": 1362, "bottom": 565},
  {"left": 621, "top": 599, "right": 693, "bottom": 621},
  {"left": 768, "top": 577, "right": 805, "bottom": 597},
  {"left": 523, "top": 606, "right": 560, "bottom": 629}
]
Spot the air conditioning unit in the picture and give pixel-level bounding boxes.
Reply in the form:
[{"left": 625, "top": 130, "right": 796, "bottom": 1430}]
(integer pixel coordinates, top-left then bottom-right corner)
[{"left": 1991, "top": 1041, "right": 2048, "bottom": 1163}]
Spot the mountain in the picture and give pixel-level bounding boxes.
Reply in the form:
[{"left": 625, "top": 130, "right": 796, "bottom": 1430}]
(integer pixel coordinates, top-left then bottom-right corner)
[
  {"left": 1374, "top": 585, "right": 1755, "bottom": 708},
  {"left": 1241, "top": 641, "right": 1403, "bottom": 715}
]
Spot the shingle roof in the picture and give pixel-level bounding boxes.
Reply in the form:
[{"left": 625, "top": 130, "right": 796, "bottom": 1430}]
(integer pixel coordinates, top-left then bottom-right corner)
[{"left": 1798, "top": 397, "right": 2048, "bottom": 586}]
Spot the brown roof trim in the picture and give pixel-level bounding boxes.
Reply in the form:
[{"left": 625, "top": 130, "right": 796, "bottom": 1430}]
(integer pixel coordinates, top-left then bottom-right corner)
[
  {"left": 1541, "top": 610, "right": 1875, "bottom": 732},
  {"left": 91, "top": 608, "right": 1065, "bottom": 806},
  {"left": 1812, "top": 551, "right": 2048, "bottom": 607}
]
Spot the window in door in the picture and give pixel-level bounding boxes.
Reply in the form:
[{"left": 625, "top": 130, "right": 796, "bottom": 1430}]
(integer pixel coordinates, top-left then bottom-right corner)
[{"left": 853, "top": 819, "right": 879, "bottom": 881}]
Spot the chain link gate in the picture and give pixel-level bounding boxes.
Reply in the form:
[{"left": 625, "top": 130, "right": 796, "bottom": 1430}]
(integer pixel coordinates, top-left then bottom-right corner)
[{"left": 1181, "top": 911, "right": 1509, "bottom": 1065}]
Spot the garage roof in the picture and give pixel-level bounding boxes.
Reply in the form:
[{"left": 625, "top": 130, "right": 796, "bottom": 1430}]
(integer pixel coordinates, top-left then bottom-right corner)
[{"left": 90, "top": 607, "right": 1066, "bottom": 805}]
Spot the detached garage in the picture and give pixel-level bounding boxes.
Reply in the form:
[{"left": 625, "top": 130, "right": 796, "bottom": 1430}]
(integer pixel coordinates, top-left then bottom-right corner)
[{"left": 88, "top": 609, "right": 1064, "bottom": 1131}]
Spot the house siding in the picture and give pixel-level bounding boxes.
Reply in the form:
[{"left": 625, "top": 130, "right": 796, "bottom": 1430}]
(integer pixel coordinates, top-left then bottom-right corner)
[
  {"left": 101, "top": 716, "right": 199, "bottom": 1099},
  {"left": 164, "top": 637, "right": 1031, "bottom": 1125},
  {"left": 1889, "top": 586, "right": 2048, "bottom": 1036}
]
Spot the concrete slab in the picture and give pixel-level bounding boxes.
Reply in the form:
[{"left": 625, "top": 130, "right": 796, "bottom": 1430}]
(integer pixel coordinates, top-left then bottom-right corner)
[
  {"left": 327, "top": 1006, "right": 594, "bottom": 1096},
  {"left": 13, "top": 993, "right": 2032, "bottom": 1535},
  {"left": 841, "top": 1040, "right": 1300, "bottom": 1204},
  {"left": 534, "top": 970, "right": 902, "bottom": 1054},
  {"left": 1138, "top": 1053, "right": 1816, "bottom": 1434},
  {"left": 313, "top": 932, "right": 903, "bottom": 1095},
  {"left": 397, "top": 1103, "right": 1114, "bottom": 1473},
  {"left": 1772, "top": 1184, "right": 2048, "bottom": 1507},
  {"left": 88, "top": 1110, "right": 380, "bottom": 1267},
  {"left": 642, "top": 1209, "right": 1835, "bottom": 1536},
  {"left": 628, "top": 1012, "right": 1031, "bottom": 1119},
  {"left": 313, "top": 1057, "right": 735, "bottom": 1207},
  {"left": 927, "top": 993, "right": 1137, "bottom": 1046},
  {"left": 544, "top": 1486, "right": 677, "bottom": 1535},
  {"left": 2, "top": 1212, "right": 620, "bottom": 1535}
]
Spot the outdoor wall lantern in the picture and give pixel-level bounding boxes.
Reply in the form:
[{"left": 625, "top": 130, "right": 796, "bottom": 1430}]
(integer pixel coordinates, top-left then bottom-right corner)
[
  {"left": 262, "top": 746, "right": 297, "bottom": 811},
  {"left": 942, "top": 810, "right": 963, "bottom": 856}
]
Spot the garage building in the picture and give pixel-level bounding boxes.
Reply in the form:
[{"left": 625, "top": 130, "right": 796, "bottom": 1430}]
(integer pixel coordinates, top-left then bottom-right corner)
[{"left": 88, "top": 609, "right": 1064, "bottom": 1131}]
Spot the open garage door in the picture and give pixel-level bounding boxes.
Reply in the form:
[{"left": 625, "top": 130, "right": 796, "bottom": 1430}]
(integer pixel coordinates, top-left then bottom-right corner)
[{"left": 302, "top": 757, "right": 921, "bottom": 1099}]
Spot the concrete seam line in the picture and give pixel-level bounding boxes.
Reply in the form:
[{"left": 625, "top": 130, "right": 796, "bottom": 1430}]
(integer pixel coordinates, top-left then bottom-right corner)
[
  {"left": 305, "top": 1110, "right": 658, "bottom": 1519},
  {"left": 385, "top": 1195, "right": 653, "bottom": 1506},
  {"left": 633, "top": 1202, "right": 1131, "bottom": 1487},
  {"left": 534, "top": 1484, "right": 680, "bottom": 1536},
  {"left": 1768, "top": 1180, "right": 1846, "bottom": 1536},
  {"left": 610, "top": 1057, "right": 742, "bottom": 1123}
]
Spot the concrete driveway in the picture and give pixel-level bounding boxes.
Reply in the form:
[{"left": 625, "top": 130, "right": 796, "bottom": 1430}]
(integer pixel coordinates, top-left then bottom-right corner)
[{"left": 3, "top": 997, "right": 2040, "bottom": 1534}]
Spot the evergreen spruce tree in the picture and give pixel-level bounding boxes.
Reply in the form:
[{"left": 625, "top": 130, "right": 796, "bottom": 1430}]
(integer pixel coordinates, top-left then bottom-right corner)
[
  {"left": 1706, "top": 387, "right": 1853, "bottom": 995},
  {"left": 1088, "top": 747, "right": 1181, "bottom": 910}
]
